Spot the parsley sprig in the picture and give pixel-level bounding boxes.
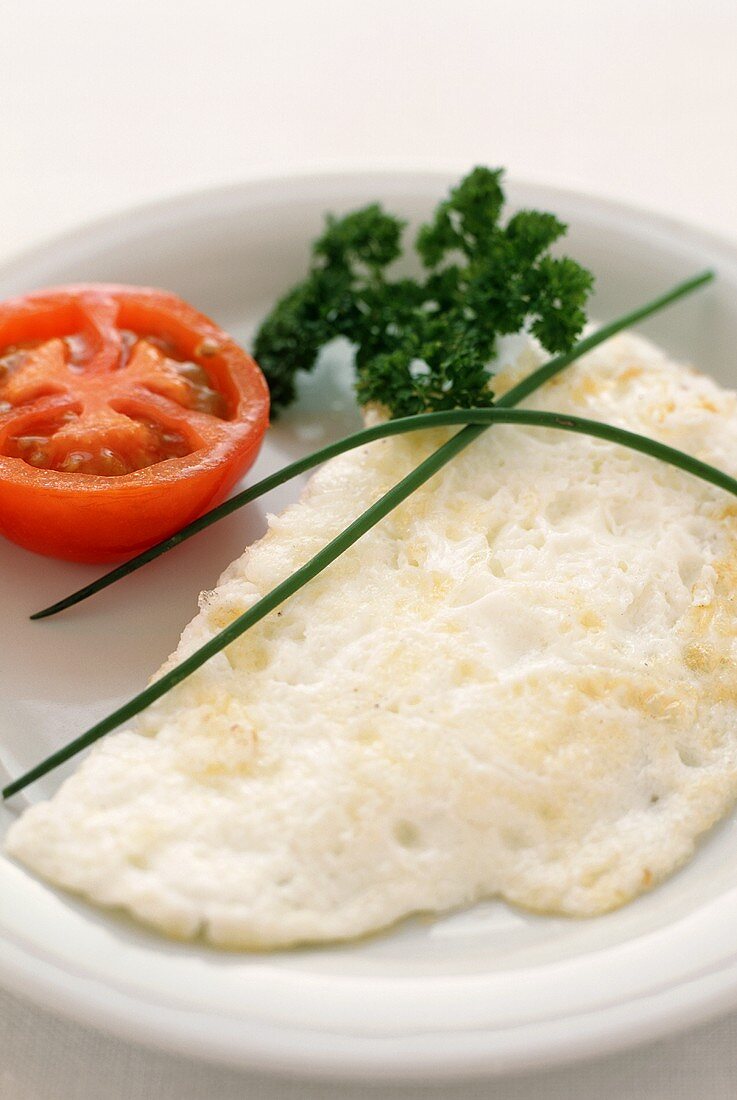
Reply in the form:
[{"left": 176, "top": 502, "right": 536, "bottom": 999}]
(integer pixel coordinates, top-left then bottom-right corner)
[{"left": 254, "top": 167, "right": 594, "bottom": 417}]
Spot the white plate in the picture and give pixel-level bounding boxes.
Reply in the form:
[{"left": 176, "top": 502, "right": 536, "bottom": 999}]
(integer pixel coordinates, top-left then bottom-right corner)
[{"left": 1, "top": 171, "right": 737, "bottom": 1083}]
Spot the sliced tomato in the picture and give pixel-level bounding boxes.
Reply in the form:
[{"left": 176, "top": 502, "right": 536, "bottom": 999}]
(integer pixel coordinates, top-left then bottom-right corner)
[{"left": 0, "top": 285, "right": 269, "bottom": 562}]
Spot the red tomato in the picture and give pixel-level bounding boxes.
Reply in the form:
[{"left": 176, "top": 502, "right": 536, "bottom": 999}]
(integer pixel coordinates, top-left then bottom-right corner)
[{"left": 0, "top": 285, "right": 269, "bottom": 562}]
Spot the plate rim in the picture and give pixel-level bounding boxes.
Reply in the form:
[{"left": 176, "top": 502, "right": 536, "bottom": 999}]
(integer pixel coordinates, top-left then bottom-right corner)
[
  {"left": 3, "top": 931, "right": 737, "bottom": 1083},
  {"left": 1, "top": 163, "right": 736, "bottom": 288},
  {"left": 2, "top": 167, "right": 737, "bottom": 1081}
]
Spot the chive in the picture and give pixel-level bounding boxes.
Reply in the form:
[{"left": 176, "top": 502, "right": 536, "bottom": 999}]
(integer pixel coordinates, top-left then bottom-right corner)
[
  {"left": 3, "top": 272, "right": 715, "bottom": 798},
  {"left": 8, "top": 426, "right": 736, "bottom": 796},
  {"left": 31, "top": 269, "right": 715, "bottom": 621}
]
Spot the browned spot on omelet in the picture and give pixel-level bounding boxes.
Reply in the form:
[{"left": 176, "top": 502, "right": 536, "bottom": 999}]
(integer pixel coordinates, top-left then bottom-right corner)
[
  {"left": 683, "top": 642, "right": 720, "bottom": 674},
  {"left": 574, "top": 669, "right": 695, "bottom": 724},
  {"left": 677, "top": 536, "right": 737, "bottom": 720},
  {"left": 689, "top": 547, "right": 737, "bottom": 640},
  {"left": 571, "top": 374, "right": 604, "bottom": 401}
]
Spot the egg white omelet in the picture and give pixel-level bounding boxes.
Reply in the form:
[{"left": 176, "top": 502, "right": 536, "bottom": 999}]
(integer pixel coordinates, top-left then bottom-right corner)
[{"left": 7, "top": 332, "right": 737, "bottom": 948}]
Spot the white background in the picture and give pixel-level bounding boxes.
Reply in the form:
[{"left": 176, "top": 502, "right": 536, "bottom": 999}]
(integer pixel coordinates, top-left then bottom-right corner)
[{"left": 2, "top": 0, "right": 737, "bottom": 1096}]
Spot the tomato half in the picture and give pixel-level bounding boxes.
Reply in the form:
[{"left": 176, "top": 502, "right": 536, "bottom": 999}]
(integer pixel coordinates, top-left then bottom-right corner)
[{"left": 0, "top": 285, "right": 269, "bottom": 562}]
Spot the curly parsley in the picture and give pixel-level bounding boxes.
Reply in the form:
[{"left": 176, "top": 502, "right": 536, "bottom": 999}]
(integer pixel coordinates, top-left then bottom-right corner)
[{"left": 254, "top": 167, "right": 594, "bottom": 418}]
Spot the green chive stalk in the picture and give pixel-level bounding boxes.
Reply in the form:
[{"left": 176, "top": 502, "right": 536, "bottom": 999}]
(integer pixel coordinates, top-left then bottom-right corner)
[
  {"left": 32, "top": 270, "right": 714, "bottom": 620},
  {"left": 3, "top": 271, "right": 715, "bottom": 799}
]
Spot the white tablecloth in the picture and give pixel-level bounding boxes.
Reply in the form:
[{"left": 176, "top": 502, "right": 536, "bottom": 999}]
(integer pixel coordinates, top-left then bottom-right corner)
[{"left": 3, "top": 1, "right": 737, "bottom": 1096}]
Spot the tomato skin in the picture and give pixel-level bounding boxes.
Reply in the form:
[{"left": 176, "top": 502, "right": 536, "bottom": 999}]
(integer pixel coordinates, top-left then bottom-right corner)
[
  {"left": 0, "top": 285, "right": 270, "bottom": 562},
  {"left": 0, "top": 433, "right": 264, "bottom": 562}
]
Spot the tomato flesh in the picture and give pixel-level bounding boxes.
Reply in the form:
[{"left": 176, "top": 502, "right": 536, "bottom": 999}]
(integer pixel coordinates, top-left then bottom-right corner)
[
  {"left": 0, "top": 332, "right": 226, "bottom": 475},
  {"left": 0, "top": 285, "right": 270, "bottom": 562}
]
